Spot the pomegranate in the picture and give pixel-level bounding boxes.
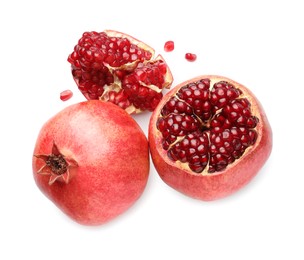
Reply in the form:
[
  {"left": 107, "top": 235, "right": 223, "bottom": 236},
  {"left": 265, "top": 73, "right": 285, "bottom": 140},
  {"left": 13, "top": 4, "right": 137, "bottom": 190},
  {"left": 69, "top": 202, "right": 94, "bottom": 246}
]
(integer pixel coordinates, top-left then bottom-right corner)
[
  {"left": 149, "top": 75, "right": 272, "bottom": 201},
  {"left": 32, "top": 101, "right": 149, "bottom": 225},
  {"left": 68, "top": 30, "right": 173, "bottom": 114}
]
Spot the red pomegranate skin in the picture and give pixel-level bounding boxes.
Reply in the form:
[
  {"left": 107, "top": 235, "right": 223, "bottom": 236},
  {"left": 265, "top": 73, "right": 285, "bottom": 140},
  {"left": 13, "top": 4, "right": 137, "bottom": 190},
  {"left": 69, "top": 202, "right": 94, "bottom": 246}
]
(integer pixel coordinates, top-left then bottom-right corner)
[
  {"left": 149, "top": 75, "right": 272, "bottom": 201},
  {"left": 33, "top": 101, "right": 149, "bottom": 225}
]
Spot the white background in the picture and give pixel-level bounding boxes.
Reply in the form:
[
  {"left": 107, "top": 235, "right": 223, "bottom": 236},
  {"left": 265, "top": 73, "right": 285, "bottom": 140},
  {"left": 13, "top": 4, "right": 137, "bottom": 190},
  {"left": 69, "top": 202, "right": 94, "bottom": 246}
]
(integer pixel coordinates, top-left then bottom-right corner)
[{"left": 1, "top": 0, "right": 303, "bottom": 259}]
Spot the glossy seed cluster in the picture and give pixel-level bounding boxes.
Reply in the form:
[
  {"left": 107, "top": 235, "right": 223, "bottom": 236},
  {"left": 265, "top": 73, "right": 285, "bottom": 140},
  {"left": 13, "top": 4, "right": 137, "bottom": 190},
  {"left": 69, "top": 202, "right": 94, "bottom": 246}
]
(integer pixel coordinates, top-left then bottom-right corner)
[
  {"left": 157, "top": 79, "right": 259, "bottom": 173},
  {"left": 68, "top": 32, "right": 152, "bottom": 68},
  {"left": 122, "top": 60, "right": 167, "bottom": 111},
  {"left": 68, "top": 31, "right": 171, "bottom": 112}
]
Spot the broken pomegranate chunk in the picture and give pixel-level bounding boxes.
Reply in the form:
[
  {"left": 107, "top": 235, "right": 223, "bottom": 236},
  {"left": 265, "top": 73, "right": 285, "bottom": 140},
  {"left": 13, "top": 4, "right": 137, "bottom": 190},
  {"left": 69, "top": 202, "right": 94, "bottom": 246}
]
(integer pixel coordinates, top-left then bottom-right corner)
[{"left": 68, "top": 30, "right": 173, "bottom": 113}]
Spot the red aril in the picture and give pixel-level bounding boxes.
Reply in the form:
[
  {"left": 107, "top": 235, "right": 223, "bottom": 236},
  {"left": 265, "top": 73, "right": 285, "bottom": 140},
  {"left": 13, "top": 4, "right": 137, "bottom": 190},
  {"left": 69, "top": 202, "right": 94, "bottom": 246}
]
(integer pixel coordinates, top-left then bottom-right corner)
[
  {"left": 149, "top": 75, "right": 272, "bottom": 201},
  {"left": 60, "top": 89, "right": 73, "bottom": 101},
  {"left": 68, "top": 30, "right": 173, "bottom": 114},
  {"left": 185, "top": 53, "right": 197, "bottom": 62},
  {"left": 32, "top": 101, "right": 149, "bottom": 225},
  {"left": 164, "top": 41, "right": 175, "bottom": 52}
]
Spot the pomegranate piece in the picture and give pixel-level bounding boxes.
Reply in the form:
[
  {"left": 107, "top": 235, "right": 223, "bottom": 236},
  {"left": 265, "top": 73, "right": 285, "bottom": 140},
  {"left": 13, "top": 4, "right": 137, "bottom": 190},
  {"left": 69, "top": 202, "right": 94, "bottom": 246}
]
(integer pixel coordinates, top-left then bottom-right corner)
[
  {"left": 149, "top": 75, "right": 272, "bottom": 201},
  {"left": 164, "top": 40, "right": 175, "bottom": 52},
  {"left": 68, "top": 30, "right": 173, "bottom": 114},
  {"left": 32, "top": 101, "right": 149, "bottom": 225},
  {"left": 60, "top": 89, "right": 73, "bottom": 101},
  {"left": 185, "top": 53, "right": 197, "bottom": 62}
]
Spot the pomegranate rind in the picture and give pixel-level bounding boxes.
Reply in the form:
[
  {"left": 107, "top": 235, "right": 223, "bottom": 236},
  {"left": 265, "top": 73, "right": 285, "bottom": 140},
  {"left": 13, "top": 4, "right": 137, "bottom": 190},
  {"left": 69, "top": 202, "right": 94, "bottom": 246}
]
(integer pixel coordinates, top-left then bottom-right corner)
[{"left": 149, "top": 75, "right": 272, "bottom": 201}]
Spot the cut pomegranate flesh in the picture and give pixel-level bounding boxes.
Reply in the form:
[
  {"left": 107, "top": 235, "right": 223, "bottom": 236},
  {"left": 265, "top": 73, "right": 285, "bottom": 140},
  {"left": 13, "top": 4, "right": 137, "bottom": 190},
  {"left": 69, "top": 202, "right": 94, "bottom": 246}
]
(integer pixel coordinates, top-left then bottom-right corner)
[
  {"left": 156, "top": 78, "right": 259, "bottom": 173},
  {"left": 68, "top": 31, "right": 173, "bottom": 113},
  {"left": 164, "top": 41, "right": 175, "bottom": 52},
  {"left": 185, "top": 53, "right": 197, "bottom": 62}
]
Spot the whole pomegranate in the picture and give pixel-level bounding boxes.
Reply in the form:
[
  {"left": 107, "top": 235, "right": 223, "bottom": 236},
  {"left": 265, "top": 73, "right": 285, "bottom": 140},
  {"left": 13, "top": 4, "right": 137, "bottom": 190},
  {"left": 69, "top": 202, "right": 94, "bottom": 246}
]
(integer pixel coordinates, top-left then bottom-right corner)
[
  {"left": 149, "top": 75, "right": 272, "bottom": 201},
  {"left": 68, "top": 30, "right": 173, "bottom": 113},
  {"left": 32, "top": 101, "right": 149, "bottom": 225}
]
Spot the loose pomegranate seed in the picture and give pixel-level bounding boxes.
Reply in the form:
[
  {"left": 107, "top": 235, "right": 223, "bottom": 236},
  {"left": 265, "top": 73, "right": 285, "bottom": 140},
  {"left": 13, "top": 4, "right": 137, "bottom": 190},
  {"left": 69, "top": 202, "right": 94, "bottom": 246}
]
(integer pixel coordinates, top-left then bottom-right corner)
[
  {"left": 164, "top": 41, "right": 175, "bottom": 52},
  {"left": 156, "top": 79, "right": 259, "bottom": 173},
  {"left": 185, "top": 53, "right": 197, "bottom": 62},
  {"left": 60, "top": 90, "right": 73, "bottom": 101}
]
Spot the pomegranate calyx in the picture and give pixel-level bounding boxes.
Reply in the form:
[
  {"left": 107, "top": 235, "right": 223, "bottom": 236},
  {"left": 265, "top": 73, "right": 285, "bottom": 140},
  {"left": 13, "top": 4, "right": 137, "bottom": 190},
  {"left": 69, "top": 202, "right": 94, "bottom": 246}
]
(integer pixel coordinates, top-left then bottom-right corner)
[{"left": 34, "top": 142, "right": 78, "bottom": 185}]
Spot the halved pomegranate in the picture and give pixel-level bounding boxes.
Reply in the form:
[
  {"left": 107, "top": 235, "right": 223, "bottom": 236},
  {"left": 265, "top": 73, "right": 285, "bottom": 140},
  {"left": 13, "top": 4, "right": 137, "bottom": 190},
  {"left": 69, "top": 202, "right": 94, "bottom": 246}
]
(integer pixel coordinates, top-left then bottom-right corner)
[
  {"left": 149, "top": 75, "right": 272, "bottom": 201},
  {"left": 68, "top": 30, "right": 173, "bottom": 114}
]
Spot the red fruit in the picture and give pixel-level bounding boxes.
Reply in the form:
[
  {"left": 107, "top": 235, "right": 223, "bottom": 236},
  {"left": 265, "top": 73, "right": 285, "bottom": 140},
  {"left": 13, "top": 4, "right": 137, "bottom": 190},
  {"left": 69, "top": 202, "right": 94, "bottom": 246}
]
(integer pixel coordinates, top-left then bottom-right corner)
[
  {"left": 60, "top": 89, "right": 73, "bottom": 101},
  {"left": 68, "top": 30, "right": 173, "bottom": 114},
  {"left": 185, "top": 53, "right": 197, "bottom": 62},
  {"left": 32, "top": 101, "right": 149, "bottom": 225},
  {"left": 149, "top": 75, "right": 272, "bottom": 201},
  {"left": 164, "top": 40, "right": 175, "bottom": 52}
]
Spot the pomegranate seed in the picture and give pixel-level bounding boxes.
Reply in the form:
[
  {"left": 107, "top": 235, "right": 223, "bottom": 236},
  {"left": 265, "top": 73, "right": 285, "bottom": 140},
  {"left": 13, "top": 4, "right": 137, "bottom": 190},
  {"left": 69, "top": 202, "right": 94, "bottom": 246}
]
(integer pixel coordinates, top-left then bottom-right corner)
[
  {"left": 164, "top": 41, "right": 175, "bottom": 52},
  {"left": 185, "top": 53, "right": 197, "bottom": 62},
  {"left": 60, "top": 90, "right": 73, "bottom": 101}
]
